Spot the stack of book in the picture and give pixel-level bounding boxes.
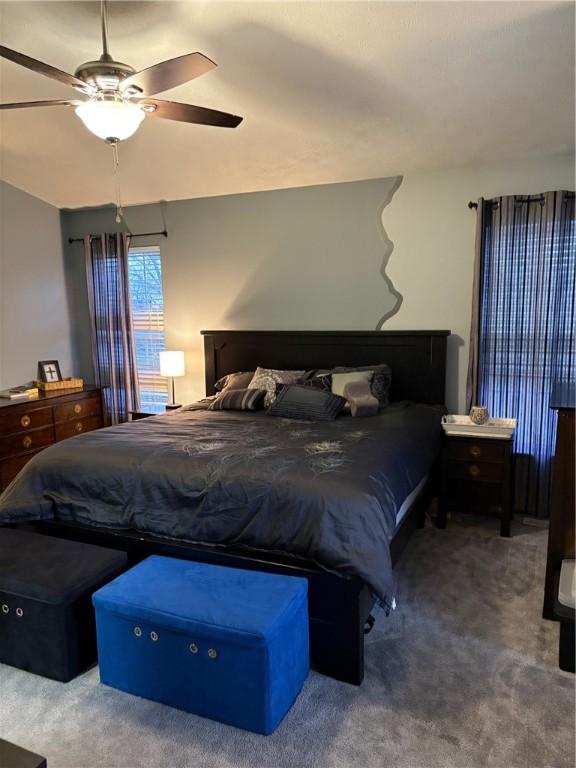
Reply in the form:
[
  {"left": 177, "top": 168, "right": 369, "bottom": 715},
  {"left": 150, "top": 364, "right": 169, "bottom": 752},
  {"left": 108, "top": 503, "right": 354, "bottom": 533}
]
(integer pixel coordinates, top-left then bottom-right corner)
[{"left": 0, "top": 384, "right": 40, "bottom": 401}]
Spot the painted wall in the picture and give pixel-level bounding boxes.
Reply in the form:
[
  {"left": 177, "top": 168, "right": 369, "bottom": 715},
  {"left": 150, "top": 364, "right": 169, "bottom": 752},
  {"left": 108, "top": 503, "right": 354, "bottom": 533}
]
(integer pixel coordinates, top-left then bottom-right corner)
[
  {"left": 62, "top": 176, "right": 402, "bottom": 405},
  {"left": 61, "top": 151, "right": 574, "bottom": 411},
  {"left": 0, "top": 181, "right": 76, "bottom": 389},
  {"left": 383, "top": 152, "right": 574, "bottom": 411}
]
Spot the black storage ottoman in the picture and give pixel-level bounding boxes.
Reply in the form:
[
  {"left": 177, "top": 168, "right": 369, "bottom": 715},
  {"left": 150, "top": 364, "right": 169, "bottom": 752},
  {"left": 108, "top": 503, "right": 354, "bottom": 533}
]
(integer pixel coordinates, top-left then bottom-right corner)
[{"left": 0, "top": 528, "right": 127, "bottom": 682}]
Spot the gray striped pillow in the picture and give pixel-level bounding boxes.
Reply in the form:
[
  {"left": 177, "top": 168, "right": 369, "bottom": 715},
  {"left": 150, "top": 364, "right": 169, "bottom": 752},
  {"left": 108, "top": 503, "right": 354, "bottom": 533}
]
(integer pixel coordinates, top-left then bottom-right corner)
[{"left": 208, "top": 388, "right": 267, "bottom": 411}]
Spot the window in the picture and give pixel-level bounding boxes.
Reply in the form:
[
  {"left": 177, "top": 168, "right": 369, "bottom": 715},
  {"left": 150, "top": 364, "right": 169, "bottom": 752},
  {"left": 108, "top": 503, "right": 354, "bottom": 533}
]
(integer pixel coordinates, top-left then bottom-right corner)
[
  {"left": 127, "top": 246, "right": 169, "bottom": 413},
  {"left": 476, "top": 193, "right": 575, "bottom": 516}
]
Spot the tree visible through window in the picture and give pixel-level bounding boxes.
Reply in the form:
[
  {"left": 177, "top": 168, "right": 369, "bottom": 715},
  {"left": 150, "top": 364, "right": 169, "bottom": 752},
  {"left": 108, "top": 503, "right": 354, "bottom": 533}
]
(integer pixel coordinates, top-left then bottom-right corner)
[{"left": 127, "top": 246, "right": 168, "bottom": 413}]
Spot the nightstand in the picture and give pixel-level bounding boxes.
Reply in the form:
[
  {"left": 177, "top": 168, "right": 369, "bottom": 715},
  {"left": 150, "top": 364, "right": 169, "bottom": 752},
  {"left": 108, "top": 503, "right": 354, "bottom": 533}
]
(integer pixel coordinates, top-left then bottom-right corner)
[
  {"left": 438, "top": 434, "right": 514, "bottom": 537},
  {"left": 129, "top": 411, "right": 154, "bottom": 421}
]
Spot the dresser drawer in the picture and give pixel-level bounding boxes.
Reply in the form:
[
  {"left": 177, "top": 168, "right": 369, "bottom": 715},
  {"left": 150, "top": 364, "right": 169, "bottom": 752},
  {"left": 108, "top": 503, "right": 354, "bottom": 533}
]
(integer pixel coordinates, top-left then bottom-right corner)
[
  {"left": 0, "top": 426, "right": 55, "bottom": 459},
  {"left": 448, "top": 439, "right": 504, "bottom": 464},
  {"left": 55, "top": 415, "right": 102, "bottom": 441},
  {"left": 54, "top": 394, "right": 101, "bottom": 423},
  {"left": 0, "top": 406, "right": 53, "bottom": 437},
  {"left": 0, "top": 450, "right": 43, "bottom": 489},
  {"left": 447, "top": 460, "right": 503, "bottom": 483}
]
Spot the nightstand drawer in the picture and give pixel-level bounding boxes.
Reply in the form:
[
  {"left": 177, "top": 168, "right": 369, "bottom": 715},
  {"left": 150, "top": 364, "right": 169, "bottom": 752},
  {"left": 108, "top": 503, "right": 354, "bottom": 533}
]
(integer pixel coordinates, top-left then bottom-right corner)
[
  {"left": 448, "top": 439, "right": 504, "bottom": 464},
  {"left": 55, "top": 415, "right": 102, "bottom": 441},
  {"left": 447, "top": 460, "right": 503, "bottom": 483},
  {"left": 0, "top": 426, "right": 55, "bottom": 459}
]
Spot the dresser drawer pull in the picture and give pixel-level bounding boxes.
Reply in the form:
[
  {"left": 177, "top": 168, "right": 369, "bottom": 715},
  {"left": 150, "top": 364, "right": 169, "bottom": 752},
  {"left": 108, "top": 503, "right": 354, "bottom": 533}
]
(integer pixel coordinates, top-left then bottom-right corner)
[
  {"left": 16, "top": 608, "right": 23, "bottom": 618},
  {"left": 75, "top": 421, "right": 83, "bottom": 433},
  {"left": 208, "top": 648, "right": 217, "bottom": 659},
  {"left": 74, "top": 404, "right": 83, "bottom": 415},
  {"left": 468, "top": 464, "right": 481, "bottom": 478},
  {"left": 1, "top": 604, "right": 8, "bottom": 614},
  {"left": 469, "top": 445, "right": 482, "bottom": 458},
  {"left": 20, "top": 415, "right": 31, "bottom": 428},
  {"left": 22, "top": 436, "right": 32, "bottom": 449}
]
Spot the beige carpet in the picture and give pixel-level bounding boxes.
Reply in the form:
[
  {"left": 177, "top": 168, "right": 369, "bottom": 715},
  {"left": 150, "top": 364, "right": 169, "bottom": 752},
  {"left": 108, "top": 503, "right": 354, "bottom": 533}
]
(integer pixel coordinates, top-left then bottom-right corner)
[{"left": 1, "top": 516, "right": 573, "bottom": 768}]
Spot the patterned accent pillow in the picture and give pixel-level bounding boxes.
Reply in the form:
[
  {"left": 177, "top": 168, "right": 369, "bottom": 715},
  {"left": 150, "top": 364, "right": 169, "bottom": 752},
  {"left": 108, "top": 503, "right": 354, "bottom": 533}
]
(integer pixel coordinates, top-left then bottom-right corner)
[
  {"left": 248, "top": 367, "right": 305, "bottom": 406},
  {"left": 267, "top": 385, "right": 346, "bottom": 421},
  {"left": 208, "top": 388, "right": 267, "bottom": 411},
  {"left": 332, "top": 364, "right": 392, "bottom": 407},
  {"left": 214, "top": 371, "right": 255, "bottom": 392}
]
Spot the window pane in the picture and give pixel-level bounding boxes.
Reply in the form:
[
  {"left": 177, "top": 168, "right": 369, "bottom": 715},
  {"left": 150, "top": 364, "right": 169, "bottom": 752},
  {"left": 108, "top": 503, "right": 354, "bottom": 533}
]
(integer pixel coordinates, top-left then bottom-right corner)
[{"left": 127, "top": 246, "right": 168, "bottom": 413}]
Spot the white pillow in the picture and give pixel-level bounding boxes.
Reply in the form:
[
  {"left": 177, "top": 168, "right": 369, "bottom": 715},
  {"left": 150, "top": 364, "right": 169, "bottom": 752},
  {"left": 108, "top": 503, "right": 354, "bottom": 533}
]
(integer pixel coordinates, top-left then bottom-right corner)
[
  {"left": 331, "top": 370, "right": 374, "bottom": 397},
  {"left": 248, "top": 367, "right": 305, "bottom": 406}
]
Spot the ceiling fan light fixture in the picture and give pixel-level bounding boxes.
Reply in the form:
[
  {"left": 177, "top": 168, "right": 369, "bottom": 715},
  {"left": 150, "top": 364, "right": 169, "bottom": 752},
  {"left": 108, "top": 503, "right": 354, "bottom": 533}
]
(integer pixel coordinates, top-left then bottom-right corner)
[{"left": 75, "top": 98, "right": 145, "bottom": 141}]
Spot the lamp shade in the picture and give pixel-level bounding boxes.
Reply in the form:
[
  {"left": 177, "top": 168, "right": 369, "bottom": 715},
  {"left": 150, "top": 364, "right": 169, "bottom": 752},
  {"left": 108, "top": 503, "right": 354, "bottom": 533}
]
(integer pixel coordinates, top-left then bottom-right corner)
[
  {"left": 75, "top": 99, "right": 145, "bottom": 142},
  {"left": 160, "top": 351, "right": 185, "bottom": 378}
]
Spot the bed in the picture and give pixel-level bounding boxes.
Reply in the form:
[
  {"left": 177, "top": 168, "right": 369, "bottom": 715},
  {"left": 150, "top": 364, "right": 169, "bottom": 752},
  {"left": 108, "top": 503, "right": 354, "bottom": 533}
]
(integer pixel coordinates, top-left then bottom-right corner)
[{"left": 0, "top": 330, "right": 449, "bottom": 685}]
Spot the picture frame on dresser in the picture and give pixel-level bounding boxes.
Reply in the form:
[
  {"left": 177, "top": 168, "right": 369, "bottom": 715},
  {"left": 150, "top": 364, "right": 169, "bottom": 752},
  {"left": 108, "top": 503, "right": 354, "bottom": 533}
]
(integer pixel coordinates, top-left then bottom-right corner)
[{"left": 38, "top": 360, "right": 63, "bottom": 383}]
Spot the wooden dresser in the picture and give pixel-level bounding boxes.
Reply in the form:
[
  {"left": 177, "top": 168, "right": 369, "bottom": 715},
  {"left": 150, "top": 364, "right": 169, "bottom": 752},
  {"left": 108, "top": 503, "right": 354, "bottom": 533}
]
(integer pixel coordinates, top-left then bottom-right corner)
[
  {"left": 543, "top": 383, "right": 575, "bottom": 620},
  {"left": 0, "top": 386, "right": 104, "bottom": 492}
]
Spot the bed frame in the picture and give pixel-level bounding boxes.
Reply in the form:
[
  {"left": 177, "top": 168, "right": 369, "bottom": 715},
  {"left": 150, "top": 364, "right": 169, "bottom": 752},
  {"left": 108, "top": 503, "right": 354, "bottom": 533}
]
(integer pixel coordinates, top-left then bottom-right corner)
[{"left": 31, "top": 330, "right": 449, "bottom": 686}]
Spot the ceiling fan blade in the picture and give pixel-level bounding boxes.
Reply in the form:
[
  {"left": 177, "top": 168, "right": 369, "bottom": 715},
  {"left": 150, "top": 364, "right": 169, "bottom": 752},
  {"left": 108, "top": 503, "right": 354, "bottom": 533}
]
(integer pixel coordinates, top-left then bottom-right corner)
[
  {"left": 141, "top": 98, "right": 243, "bottom": 128},
  {"left": 0, "top": 99, "right": 82, "bottom": 110},
  {"left": 0, "top": 45, "right": 88, "bottom": 91},
  {"left": 121, "top": 53, "right": 216, "bottom": 96}
]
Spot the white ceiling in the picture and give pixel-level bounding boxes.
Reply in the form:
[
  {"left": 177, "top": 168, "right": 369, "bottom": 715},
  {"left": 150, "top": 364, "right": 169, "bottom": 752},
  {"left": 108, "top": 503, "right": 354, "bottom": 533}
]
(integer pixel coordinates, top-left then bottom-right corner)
[{"left": 0, "top": 1, "right": 573, "bottom": 209}]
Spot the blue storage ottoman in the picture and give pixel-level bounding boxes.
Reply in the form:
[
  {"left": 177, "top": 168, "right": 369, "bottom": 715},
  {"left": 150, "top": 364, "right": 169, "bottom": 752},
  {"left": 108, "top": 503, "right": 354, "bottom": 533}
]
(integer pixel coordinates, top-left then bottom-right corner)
[
  {"left": 93, "top": 556, "right": 309, "bottom": 734},
  {"left": 0, "top": 528, "right": 127, "bottom": 682}
]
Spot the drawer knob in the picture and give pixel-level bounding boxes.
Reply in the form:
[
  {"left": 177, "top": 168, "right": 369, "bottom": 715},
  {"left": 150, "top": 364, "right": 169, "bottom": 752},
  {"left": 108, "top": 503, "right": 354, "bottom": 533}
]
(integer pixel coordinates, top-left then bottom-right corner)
[
  {"left": 75, "top": 421, "right": 83, "bottom": 433},
  {"left": 1, "top": 604, "right": 8, "bottom": 614},
  {"left": 189, "top": 643, "right": 198, "bottom": 654},
  {"left": 133, "top": 626, "right": 142, "bottom": 637},
  {"left": 208, "top": 648, "right": 217, "bottom": 659},
  {"left": 20, "top": 415, "right": 31, "bottom": 428},
  {"left": 22, "top": 436, "right": 32, "bottom": 449},
  {"left": 16, "top": 607, "right": 23, "bottom": 618},
  {"left": 150, "top": 631, "right": 159, "bottom": 642},
  {"left": 468, "top": 464, "right": 481, "bottom": 478},
  {"left": 74, "top": 404, "right": 82, "bottom": 415},
  {"left": 469, "top": 445, "right": 482, "bottom": 458}
]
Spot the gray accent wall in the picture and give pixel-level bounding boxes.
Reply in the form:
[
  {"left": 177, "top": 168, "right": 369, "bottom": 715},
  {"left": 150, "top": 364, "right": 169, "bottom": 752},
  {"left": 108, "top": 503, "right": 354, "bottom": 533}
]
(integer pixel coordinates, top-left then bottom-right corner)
[
  {"left": 62, "top": 176, "right": 403, "bottom": 406},
  {"left": 0, "top": 181, "right": 76, "bottom": 390}
]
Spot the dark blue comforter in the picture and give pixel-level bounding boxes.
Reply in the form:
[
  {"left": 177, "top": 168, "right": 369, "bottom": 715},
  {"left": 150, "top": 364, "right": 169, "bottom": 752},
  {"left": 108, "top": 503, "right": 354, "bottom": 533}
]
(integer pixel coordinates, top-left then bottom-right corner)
[{"left": 0, "top": 403, "right": 443, "bottom": 604}]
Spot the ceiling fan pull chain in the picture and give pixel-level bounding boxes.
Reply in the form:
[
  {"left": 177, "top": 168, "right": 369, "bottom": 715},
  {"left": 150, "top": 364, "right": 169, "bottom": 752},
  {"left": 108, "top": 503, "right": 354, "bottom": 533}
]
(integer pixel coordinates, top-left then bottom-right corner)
[{"left": 111, "top": 140, "right": 124, "bottom": 223}]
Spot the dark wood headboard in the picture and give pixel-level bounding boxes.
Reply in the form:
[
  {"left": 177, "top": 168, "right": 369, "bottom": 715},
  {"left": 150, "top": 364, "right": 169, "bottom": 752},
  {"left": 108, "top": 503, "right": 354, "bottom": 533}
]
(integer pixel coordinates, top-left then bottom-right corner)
[{"left": 201, "top": 330, "right": 450, "bottom": 405}]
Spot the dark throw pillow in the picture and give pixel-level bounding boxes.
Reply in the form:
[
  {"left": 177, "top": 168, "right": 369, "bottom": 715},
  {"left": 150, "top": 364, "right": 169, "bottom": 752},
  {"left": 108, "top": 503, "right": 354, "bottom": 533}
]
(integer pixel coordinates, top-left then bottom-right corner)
[
  {"left": 208, "top": 388, "right": 267, "bottom": 411},
  {"left": 267, "top": 384, "right": 346, "bottom": 421}
]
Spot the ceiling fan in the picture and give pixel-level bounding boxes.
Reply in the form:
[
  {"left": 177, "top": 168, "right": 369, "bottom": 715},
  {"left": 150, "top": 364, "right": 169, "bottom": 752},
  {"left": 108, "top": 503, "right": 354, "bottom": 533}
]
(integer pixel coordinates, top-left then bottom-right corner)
[{"left": 0, "top": 0, "right": 243, "bottom": 143}]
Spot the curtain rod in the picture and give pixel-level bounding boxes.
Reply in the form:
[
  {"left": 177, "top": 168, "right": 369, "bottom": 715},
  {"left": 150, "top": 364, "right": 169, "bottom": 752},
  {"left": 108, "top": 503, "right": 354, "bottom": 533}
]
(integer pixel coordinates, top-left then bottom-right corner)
[
  {"left": 468, "top": 193, "right": 574, "bottom": 210},
  {"left": 68, "top": 229, "right": 168, "bottom": 244}
]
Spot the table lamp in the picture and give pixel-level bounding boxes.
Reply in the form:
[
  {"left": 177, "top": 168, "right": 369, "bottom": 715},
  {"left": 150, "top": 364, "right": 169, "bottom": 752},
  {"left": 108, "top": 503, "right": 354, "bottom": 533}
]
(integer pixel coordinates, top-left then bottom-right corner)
[{"left": 160, "top": 350, "right": 185, "bottom": 408}]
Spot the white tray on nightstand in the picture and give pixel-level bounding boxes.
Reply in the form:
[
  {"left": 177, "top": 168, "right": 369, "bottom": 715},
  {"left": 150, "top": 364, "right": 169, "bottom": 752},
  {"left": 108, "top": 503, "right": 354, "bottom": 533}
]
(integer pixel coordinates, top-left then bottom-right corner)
[{"left": 441, "top": 415, "right": 517, "bottom": 439}]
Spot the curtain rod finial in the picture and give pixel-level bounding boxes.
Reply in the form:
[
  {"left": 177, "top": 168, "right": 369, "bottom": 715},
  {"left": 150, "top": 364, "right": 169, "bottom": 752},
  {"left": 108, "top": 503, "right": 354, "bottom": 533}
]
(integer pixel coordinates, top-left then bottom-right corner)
[{"left": 468, "top": 201, "right": 478, "bottom": 210}]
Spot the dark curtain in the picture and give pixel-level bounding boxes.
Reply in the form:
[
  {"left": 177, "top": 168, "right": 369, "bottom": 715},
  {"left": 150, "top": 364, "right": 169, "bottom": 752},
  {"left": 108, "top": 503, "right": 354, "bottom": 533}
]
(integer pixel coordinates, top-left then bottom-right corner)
[
  {"left": 85, "top": 233, "right": 140, "bottom": 424},
  {"left": 468, "top": 191, "right": 575, "bottom": 517}
]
